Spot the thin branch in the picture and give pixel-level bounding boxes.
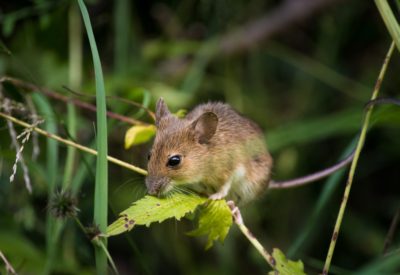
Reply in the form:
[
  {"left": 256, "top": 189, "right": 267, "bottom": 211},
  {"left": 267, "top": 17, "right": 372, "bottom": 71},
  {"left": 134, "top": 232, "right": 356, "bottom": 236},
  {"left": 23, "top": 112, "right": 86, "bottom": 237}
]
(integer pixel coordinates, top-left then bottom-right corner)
[
  {"left": 3, "top": 98, "right": 33, "bottom": 193},
  {"left": 62, "top": 85, "right": 156, "bottom": 121},
  {"left": 0, "top": 76, "right": 149, "bottom": 126},
  {"left": 382, "top": 207, "right": 400, "bottom": 255},
  {"left": 322, "top": 42, "right": 395, "bottom": 275},
  {"left": 0, "top": 250, "right": 17, "bottom": 275},
  {"left": 229, "top": 202, "right": 276, "bottom": 270},
  {"left": 0, "top": 111, "right": 148, "bottom": 176}
]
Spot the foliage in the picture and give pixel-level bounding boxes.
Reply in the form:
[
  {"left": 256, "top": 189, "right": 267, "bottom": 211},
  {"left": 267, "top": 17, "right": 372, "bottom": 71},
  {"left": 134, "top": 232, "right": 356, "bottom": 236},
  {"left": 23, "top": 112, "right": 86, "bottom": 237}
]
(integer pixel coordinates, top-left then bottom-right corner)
[
  {"left": 77, "top": 0, "right": 109, "bottom": 273},
  {"left": 0, "top": 0, "right": 399, "bottom": 274},
  {"left": 187, "top": 199, "right": 232, "bottom": 250},
  {"left": 124, "top": 124, "right": 157, "bottom": 149},
  {"left": 108, "top": 194, "right": 233, "bottom": 250},
  {"left": 268, "top": 248, "right": 306, "bottom": 275},
  {"left": 107, "top": 194, "right": 207, "bottom": 236}
]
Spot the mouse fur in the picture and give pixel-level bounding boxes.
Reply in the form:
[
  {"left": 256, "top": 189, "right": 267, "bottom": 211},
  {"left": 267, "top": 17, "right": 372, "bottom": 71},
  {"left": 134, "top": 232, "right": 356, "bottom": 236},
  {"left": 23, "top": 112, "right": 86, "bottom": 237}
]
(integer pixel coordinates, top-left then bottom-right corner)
[{"left": 146, "top": 98, "right": 273, "bottom": 204}]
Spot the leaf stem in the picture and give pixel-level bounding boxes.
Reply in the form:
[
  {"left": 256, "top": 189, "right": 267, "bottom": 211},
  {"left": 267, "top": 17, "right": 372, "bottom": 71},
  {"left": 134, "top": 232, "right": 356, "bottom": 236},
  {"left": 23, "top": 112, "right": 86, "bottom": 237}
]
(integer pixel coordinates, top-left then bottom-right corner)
[
  {"left": 322, "top": 41, "right": 395, "bottom": 275},
  {"left": 231, "top": 205, "right": 276, "bottom": 270}
]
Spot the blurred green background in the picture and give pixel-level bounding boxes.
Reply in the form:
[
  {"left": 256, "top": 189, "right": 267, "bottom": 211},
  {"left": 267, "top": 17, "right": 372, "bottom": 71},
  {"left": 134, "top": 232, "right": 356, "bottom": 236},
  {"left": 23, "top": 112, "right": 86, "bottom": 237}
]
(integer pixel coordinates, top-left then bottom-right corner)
[{"left": 0, "top": 0, "right": 400, "bottom": 274}]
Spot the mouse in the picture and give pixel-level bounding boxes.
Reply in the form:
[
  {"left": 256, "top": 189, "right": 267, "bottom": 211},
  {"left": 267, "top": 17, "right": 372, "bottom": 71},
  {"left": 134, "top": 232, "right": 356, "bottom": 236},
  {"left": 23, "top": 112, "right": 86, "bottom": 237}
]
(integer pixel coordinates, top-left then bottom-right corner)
[{"left": 145, "top": 98, "right": 354, "bottom": 205}]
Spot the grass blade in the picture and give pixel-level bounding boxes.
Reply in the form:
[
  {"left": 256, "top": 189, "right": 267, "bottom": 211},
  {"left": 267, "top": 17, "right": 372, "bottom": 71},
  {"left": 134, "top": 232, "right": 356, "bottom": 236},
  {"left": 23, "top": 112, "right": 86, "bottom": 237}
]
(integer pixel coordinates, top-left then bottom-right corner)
[
  {"left": 63, "top": 2, "right": 82, "bottom": 190},
  {"left": 31, "top": 93, "right": 59, "bottom": 275},
  {"left": 77, "top": 0, "right": 109, "bottom": 273},
  {"left": 322, "top": 42, "right": 395, "bottom": 275},
  {"left": 375, "top": 0, "right": 400, "bottom": 53}
]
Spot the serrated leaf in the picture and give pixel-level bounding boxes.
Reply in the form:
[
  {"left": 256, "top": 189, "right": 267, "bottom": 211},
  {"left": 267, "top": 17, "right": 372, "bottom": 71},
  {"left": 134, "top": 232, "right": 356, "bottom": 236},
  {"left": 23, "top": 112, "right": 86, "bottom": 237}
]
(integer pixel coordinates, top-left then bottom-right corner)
[
  {"left": 268, "top": 248, "right": 306, "bottom": 275},
  {"left": 124, "top": 124, "right": 156, "bottom": 149},
  {"left": 107, "top": 193, "right": 207, "bottom": 236},
  {"left": 187, "top": 199, "right": 232, "bottom": 250}
]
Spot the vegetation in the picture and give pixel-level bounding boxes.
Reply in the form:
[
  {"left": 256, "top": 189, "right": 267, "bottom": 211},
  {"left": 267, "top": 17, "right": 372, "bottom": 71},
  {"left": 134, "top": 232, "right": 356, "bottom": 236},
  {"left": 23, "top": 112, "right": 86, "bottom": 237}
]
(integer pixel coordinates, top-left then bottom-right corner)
[{"left": 1, "top": 0, "right": 400, "bottom": 274}]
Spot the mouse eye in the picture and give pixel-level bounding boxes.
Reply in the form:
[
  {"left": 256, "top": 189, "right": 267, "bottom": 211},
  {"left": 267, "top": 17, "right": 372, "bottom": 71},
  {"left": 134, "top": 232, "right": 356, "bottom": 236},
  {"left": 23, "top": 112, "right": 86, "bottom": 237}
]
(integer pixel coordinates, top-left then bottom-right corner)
[
  {"left": 147, "top": 152, "right": 152, "bottom": 161},
  {"left": 167, "top": 155, "right": 181, "bottom": 167}
]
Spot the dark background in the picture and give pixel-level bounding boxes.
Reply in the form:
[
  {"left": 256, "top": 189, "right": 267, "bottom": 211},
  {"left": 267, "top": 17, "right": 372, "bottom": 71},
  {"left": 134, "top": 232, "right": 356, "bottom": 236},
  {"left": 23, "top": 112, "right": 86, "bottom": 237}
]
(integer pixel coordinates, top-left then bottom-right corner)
[{"left": 0, "top": 0, "right": 400, "bottom": 274}]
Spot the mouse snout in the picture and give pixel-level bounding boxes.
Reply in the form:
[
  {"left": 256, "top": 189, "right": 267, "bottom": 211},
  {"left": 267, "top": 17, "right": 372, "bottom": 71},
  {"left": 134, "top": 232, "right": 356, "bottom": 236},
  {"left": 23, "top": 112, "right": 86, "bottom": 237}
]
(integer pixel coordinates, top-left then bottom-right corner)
[{"left": 145, "top": 176, "right": 170, "bottom": 196}]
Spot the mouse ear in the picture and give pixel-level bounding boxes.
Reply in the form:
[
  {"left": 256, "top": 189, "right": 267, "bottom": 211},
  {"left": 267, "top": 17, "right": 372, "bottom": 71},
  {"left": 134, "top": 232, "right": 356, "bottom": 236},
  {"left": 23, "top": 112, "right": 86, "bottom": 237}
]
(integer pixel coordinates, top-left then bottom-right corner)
[
  {"left": 192, "top": 112, "right": 218, "bottom": 144},
  {"left": 155, "top": 98, "right": 170, "bottom": 126}
]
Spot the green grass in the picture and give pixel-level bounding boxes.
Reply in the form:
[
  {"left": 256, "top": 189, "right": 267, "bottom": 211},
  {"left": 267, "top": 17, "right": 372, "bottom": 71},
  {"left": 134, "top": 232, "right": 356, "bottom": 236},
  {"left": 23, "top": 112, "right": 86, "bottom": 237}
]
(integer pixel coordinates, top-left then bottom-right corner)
[{"left": 77, "top": 0, "right": 109, "bottom": 273}]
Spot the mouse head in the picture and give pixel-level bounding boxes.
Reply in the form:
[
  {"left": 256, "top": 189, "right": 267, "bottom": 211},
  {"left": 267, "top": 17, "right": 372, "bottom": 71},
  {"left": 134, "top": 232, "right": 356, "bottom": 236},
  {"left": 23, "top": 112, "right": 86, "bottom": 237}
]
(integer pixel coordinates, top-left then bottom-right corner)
[{"left": 145, "top": 98, "right": 218, "bottom": 196}]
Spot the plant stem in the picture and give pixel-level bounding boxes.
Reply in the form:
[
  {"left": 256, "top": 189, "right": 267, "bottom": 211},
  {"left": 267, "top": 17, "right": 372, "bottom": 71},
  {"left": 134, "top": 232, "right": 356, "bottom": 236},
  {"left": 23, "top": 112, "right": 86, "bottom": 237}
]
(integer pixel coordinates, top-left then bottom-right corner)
[
  {"left": 322, "top": 41, "right": 395, "bottom": 275},
  {"left": 0, "top": 111, "right": 147, "bottom": 175},
  {"left": 0, "top": 76, "right": 148, "bottom": 126},
  {"left": 231, "top": 205, "right": 276, "bottom": 270},
  {"left": 32, "top": 93, "right": 60, "bottom": 275},
  {"left": 96, "top": 239, "right": 119, "bottom": 275},
  {"left": 0, "top": 251, "right": 17, "bottom": 275},
  {"left": 63, "top": 2, "right": 81, "bottom": 190},
  {"left": 382, "top": 208, "right": 400, "bottom": 254},
  {"left": 77, "top": 0, "right": 109, "bottom": 272}
]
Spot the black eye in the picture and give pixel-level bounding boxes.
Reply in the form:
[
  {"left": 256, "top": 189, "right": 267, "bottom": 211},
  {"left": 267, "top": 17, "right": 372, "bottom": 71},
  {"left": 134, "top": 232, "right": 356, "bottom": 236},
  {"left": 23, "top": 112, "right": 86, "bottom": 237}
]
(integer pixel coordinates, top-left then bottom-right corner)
[
  {"left": 167, "top": 155, "right": 181, "bottom": 167},
  {"left": 147, "top": 152, "right": 151, "bottom": 160}
]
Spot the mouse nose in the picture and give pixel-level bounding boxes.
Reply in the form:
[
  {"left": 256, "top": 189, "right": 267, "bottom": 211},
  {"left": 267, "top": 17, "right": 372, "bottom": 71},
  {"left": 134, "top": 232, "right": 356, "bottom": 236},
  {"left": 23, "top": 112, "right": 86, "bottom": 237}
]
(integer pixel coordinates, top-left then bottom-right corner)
[{"left": 145, "top": 176, "right": 168, "bottom": 196}]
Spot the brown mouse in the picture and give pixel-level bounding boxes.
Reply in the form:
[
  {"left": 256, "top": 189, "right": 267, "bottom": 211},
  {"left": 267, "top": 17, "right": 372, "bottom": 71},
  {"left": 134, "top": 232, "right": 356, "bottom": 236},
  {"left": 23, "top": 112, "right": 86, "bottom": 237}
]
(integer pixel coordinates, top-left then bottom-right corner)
[
  {"left": 146, "top": 98, "right": 355, "bottom": 204},
  {"left": 146, "top": 98, "right": 273, "bottom": 205}
]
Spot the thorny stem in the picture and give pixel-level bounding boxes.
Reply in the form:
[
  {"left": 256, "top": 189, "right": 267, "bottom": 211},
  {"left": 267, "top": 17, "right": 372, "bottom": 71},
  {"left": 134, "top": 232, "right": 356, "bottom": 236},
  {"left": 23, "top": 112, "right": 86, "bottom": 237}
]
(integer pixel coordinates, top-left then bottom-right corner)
[
  {"left": 0, "top": 250, "right": 17, "bottom": 275},
  {"left": 0, "top": 111, "right": 148, "bottom": 176},
  {"left": 229, "top": 202, "right": 276, "bottom": 270},
  {"left": 322, "top": 42, "right": 395, "bottom": 275}
]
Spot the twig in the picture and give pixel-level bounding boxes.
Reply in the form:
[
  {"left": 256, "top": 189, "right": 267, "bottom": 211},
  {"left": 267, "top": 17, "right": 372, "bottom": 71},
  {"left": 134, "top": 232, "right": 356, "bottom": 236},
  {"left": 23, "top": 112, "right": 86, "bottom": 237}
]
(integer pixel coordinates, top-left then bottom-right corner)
[
  {"left": 62, "top": 86, "right": 156, "bottom": 121},
  {"left": 3, "top": 98, "right": 33, "bottom": 193},
  {"left": 219, "top": 0, "right": 343, "bottom": 55},
  {"left": 322, "top": 41, "right": 395, "bottom": 275},
  {"left": 0, "top": 76, "right": 148, "bottom": 126},
  {"left": 228, "top": 202, "right": 276, "bottom": 270},
  {"left": 0, "top": 111, "right": 148, "bottom": 176},
  {"left": 25, "top": 95, "right": 40, "bottom": 160},
  {"left": 382, "top": 207, "right": 400, "bottom": 255},
  {"left": 0, "top": 250, "right": 17, "bottom": 275}
]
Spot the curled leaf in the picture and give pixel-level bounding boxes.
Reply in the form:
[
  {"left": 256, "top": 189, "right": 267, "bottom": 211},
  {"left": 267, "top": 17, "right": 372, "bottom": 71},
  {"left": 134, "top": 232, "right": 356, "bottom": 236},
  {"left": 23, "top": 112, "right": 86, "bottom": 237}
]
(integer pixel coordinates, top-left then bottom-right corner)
[
  {"left": 124, "top": 124, "right": 156, "bottom": 149},
  {"left": 187, "top": 199, "right": 232, "bottom": 249}
]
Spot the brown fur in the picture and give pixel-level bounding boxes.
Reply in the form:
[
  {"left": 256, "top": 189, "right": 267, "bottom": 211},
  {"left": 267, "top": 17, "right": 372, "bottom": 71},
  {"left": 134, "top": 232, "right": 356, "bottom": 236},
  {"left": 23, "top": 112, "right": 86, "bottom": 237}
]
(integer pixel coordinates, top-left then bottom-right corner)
[{"left": 146, "top": 99, "right": 273, "bottom": 204}]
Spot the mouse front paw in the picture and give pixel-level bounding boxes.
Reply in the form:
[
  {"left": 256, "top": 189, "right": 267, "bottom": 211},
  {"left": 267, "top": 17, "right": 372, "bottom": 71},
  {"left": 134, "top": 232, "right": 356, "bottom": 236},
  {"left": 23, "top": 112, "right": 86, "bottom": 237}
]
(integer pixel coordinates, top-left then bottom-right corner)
[{"left": 209, "top": 192, "right": 226, "bottom": 200}]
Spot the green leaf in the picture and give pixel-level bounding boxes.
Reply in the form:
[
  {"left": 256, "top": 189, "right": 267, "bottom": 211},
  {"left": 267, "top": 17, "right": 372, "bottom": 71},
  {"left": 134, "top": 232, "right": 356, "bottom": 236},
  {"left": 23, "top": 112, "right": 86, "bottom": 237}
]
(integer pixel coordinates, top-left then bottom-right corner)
[
  {"left": 78, "top": 0, "right": 109, "bottom": 272},
  {"left": 107, "top": 194, "right": 207, "bottom": 236},
  {"left": 174, "top": 109, "right": 187, "bottom": 118},
  {"left": 124, "top": 124, "right": 156, "bottom": 149},
  {"left": 187, "top": 200, "right": 232, "bottom": 250},
  {"left": 269, "top": 248, "right": 306, "bottom": 275}
]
